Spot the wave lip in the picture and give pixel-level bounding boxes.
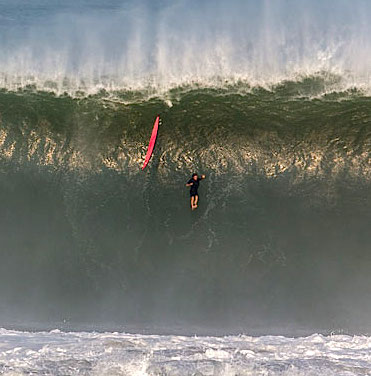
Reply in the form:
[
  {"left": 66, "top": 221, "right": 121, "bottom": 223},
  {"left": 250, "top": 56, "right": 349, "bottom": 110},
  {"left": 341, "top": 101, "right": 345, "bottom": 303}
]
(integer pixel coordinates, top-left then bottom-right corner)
[{"left": 0, "top": 71, "right": 370, "bottom": 97}]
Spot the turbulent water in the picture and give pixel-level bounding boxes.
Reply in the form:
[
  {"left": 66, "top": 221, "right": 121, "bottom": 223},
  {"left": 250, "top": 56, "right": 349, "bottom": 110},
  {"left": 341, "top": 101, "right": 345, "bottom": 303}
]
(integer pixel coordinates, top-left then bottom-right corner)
[
  {"left": 1, "top": 328, "right": 371, "bottom": 375},
  {"left": 0, "top": 0, "right": 370, "bottom": 374}
]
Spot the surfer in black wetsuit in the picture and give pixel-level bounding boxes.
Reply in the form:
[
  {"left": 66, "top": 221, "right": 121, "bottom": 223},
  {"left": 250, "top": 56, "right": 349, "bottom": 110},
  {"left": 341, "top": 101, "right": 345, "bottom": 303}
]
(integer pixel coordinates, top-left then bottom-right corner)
[{"left": 186, "top": 173, "right": 206, "bottom": 210}]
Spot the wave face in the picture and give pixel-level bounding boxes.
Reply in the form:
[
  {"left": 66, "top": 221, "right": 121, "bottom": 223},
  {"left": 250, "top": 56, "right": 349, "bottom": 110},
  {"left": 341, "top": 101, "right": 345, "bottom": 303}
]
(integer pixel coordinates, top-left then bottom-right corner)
[
  {"left": 1, "top": 0, "right": 371, "bottom": 93},
  {"left": 0, "top": 82, "right": 370, "bottom": 334}
]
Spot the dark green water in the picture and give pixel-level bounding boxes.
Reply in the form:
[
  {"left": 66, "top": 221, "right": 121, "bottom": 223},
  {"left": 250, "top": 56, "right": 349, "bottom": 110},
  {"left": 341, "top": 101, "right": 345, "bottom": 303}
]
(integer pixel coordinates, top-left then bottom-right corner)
[{"left": 0, "top": 81, "right": 370, "bottom": 334}]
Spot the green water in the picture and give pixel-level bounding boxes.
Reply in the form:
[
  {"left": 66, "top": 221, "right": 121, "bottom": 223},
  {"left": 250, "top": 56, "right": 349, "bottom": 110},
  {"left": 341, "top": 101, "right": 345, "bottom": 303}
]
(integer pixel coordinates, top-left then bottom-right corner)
[{"left": 0, "top": 80, "right": 369, "bottom": 334}]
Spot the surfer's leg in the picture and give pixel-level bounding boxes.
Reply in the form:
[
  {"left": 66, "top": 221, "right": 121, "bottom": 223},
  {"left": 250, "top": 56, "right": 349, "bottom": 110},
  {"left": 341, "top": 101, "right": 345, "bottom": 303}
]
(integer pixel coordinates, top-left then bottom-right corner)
[
  {"left": 194, "top": 195, "right": 199, "bottom": 208},
  {"left": 190, "top": 196, "right": 195, "bottom": 209}
]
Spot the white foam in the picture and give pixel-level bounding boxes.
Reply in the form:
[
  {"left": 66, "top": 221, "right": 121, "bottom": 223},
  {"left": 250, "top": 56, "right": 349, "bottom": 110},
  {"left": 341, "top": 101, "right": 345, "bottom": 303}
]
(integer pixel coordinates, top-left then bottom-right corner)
[{"left": 0, "top": 328, "right": 370, "bottom": 375}]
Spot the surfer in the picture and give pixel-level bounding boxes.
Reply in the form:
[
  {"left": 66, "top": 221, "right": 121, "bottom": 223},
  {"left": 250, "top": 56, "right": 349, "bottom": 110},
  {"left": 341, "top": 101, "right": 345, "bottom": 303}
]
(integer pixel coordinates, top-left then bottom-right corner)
[{"left": 186, "top": 173, "right": 206, "bottom": 210}]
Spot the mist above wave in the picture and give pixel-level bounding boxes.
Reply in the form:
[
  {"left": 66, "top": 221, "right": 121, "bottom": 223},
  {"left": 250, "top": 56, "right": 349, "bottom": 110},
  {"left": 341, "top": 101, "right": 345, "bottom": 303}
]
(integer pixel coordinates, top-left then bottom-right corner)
[{"left": 1, "top": 0, "right": 371, "bottom": 94}]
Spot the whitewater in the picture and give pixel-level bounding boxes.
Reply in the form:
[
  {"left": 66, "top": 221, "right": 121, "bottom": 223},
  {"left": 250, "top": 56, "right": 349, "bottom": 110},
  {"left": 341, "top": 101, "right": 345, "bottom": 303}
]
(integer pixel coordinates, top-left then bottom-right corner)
[{"left": 1, "top": 328, "right": 371, "bottom": 375}]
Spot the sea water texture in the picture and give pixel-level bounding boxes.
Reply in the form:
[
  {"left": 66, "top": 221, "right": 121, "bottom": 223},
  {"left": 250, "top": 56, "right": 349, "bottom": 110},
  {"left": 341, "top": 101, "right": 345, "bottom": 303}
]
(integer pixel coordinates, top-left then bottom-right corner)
[
  {"left": 1, "top": 328, "right": 371, "bottom": 375},
  {"left": 0, "top": 0, "right": 370, "bottom": 374}
]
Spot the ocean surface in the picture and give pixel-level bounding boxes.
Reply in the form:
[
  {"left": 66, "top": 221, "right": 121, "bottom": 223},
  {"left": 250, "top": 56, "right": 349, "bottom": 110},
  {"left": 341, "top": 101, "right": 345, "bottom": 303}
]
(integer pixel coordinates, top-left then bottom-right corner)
[
  {"left": 1, "top": 328, "right": 371, "bottom": 375},
  {"left": 0, "top": 0, "right": 370, "bottom": 374}
]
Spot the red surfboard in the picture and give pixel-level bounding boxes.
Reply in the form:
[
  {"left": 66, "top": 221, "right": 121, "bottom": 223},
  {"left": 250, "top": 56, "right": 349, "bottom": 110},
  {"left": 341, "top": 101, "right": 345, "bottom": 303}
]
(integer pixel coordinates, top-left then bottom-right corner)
[{"left": 142, "top": 116, "right": 160, "bottom": 170}]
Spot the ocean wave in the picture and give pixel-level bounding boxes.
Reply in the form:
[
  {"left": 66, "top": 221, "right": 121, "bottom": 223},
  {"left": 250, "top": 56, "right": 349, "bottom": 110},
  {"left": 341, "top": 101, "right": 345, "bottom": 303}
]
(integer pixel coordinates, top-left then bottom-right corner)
[
  {"left": 0, "top": 83, "right": 370, "bottom": 332},
  {"left": 1, "top": 328, "right": 371, "bottom": 375},
  {"left": 0, "top": 82, "right": 369, "bottom": 180}
]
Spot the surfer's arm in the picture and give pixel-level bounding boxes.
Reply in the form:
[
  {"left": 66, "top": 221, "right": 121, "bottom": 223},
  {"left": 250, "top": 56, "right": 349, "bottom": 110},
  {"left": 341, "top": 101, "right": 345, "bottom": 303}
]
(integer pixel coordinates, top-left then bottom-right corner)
[{"left": 186, "top": 179, "right": 193, "bottom": 187}]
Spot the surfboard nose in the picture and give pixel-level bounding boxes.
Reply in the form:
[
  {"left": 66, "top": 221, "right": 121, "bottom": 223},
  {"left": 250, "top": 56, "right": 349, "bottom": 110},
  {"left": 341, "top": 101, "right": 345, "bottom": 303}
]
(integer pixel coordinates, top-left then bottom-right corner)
[{"left": 142, "top": 116, "right": 160, "bottom": 170}]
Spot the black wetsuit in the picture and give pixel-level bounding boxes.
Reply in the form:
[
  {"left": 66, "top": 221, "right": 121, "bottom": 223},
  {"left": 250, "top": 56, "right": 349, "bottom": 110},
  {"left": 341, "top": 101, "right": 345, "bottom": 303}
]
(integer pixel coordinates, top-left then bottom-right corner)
[{"left": 187, "top": 176, "right": 203, "bottom": 197}]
